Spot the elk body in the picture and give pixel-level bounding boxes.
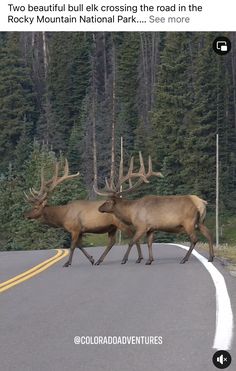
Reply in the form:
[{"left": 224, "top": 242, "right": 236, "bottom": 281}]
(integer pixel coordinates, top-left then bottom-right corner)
[
  {"left": 99, "top": 195, "right": 214, "bottom": 265},
  {"left": 24, "top": 160, "right": 143, "bottom": 267}
]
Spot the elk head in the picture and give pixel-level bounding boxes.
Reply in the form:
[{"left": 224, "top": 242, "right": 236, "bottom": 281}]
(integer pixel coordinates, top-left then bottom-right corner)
[
  {"left": 24, "top": 159, "right": 80, "bottom": 220},
  {"left": 98, "top": 198, "right": 117, "bottom": 213},
  {"left": 95, "top": 152, "right": 163, "bottom": 204}
]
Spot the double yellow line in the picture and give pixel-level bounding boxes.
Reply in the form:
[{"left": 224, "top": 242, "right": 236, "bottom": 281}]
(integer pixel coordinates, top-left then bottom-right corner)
[{"left": 0, "top": 249, "right": 68, "bottom": 294}]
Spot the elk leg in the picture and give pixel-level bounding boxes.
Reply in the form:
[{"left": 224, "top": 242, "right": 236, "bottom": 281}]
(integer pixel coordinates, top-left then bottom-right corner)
[
  {"left": 180, "top": 232, "right": 198, "bottom": 264},
  {"left": 135, "top": 240, "right": 143, "bottom": 263},
  {"left": 199, "top": 223, "right": 214, "bottom": 262},
  {"left": 117, "top": 222, "right": 143, "bottom": 263},
  {"left": 95, "top": 229, "right": 116, "bottom": 265},
  {"left": 146, "top": 231, "right": 154, "bottom": 265},
  {"left": 63, "top": 232, "right": 80, "bottom": 267},
  {"left": 78, "top": 245, "right": 94, "bottom": 265},
  {"left": 121, "top": 245, "right": 133, "bottom": 264},
  {"left": 121, "top": 229, "right": 145, "bottom": 264},
  {"left": 64, "top": 235, "right": 94, "bottom": 267}
]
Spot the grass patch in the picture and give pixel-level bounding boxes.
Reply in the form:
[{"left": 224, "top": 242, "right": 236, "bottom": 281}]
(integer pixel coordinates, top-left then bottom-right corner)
[
  {"left": 198, "top": 242, "right": 236, "bottom": 267},
  {"left": 83, "top": 232, "right": 138, "bottom": 248},
  {"left": 83, "top": 233, "right": 130, "bottom": 247},
  {"left": 205, "top": 213, "right": 236, "bottom": 245},
  {"left": 200, "top": 212, "right": 236, "bottom": 269},
  {"left": 216, "top": 246, "right": 236, "bottom": 265},
  {"left": 83, "top": 234, "right": 108, "bottom": 247}
]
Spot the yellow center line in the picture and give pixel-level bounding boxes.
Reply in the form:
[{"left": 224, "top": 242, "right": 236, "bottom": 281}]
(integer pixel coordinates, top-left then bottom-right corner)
[
  {"left": 0, "top": 249, "right": 69, "bottom": 294},
  {"left": 0, "top": 249, "right": 63, "bottom": 288}
]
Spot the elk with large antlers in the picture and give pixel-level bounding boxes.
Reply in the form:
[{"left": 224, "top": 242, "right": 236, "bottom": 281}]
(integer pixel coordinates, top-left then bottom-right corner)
[
  {"left": 24, "top": 159, "right": 143, "bottom": 267},
  {"left": 95, "top": 153, "right": 214, "bottom": 265}
]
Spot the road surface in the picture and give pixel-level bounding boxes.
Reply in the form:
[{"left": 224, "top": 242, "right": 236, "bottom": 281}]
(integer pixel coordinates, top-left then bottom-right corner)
[{"left": 0, "top": 244, "right": 235, "bottom": 371}]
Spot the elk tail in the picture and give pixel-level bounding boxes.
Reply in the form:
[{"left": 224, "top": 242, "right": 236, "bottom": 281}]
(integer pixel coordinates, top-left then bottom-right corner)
[{"left": 190, "top": 195, "right": 207, "bottom": 224}]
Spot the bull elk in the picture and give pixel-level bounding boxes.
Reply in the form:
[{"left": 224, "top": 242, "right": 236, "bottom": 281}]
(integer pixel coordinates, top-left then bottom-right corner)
[
  {"left": 24, "top": 159, "right": 143, "bottom": 267},
  {"left": 94, "top": 154, "right": 214, "bottom": 265}
]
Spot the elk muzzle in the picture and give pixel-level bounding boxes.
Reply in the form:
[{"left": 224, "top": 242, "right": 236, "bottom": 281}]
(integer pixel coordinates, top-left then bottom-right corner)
[{"left": 24, "top": 209, "right": 39, "bottom": 220}]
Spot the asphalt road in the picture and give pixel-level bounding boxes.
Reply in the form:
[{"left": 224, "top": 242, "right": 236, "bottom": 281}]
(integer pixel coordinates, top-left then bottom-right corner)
[{"left": 0, "top": 244, "right": 235, "bottom": 371}]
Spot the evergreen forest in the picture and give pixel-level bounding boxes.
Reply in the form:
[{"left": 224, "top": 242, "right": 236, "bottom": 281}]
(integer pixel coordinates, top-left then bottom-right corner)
[{"left": 0, "top": 32, "right": 236, "bottom": 251}]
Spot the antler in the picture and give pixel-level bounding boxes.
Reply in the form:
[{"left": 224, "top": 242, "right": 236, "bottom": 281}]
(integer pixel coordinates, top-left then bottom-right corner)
[
  {"left": 94, "top": 152, "right": 163, "bottom": 197},
  {"left": 24, "top": 159, "right": 80, "bottom": 203}
]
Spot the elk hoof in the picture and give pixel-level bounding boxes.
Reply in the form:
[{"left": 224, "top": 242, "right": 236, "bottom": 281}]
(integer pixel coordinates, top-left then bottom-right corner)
[
  {"left": 145, "top": 260, "right": 153, "bottom": 265},
  {"left": 208, "top": 256, "right": 214, "bottom": 262},
  {"left": 136, "top": 257, "right": 143, "bottom": 263},
  {"left": 94, "top": 260, "right": 101, "bottom": 265},
  {"left": 121, "top": 259, "right": 127, "bottom": 264},
  {"left": 90, "top": 257, "right": 95, "bottom": 265},
  {"left": 63, "top": 262, "right": 71, "bottom": 267},
  {"left": 180, "top": 258, "right": 187, "bottom": 264}
]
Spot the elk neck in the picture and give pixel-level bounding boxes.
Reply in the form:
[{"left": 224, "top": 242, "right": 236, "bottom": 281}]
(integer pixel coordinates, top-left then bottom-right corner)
[
  {"left": 41, "top": 205, "right": 68, "bottom": 228},
  {"left": 113, "top": 198, "right": 136, "bottom": 225}
]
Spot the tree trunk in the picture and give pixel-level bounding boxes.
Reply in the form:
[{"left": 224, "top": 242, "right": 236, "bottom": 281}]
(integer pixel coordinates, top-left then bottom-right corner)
[
  {"left": 92, "top": 33, "right": 98, "bottom": 189},
  {"left": 103, "top": 32, "right": 108, "bottom": 95},
  {"left": 231, "top": 32, "right": 236, "bottom": 131},
  {"left": 110, "top": 35, "right": 116, "bottom": 183},
  {"left": 42, "top": 32, "right": 48, "bottom": 78}
]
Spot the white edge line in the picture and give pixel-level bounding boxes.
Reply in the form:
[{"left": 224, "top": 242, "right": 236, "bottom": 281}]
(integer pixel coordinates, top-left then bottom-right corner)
[{"left": 167, "top": 243, "right": 234, "bottom": 351}]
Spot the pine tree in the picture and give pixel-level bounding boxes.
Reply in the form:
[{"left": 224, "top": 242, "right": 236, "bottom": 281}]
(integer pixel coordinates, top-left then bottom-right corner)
[
  {"left": 187, "top": 33, "right": 221, "bottom": 201},
  {"left": 116, "top": 33, "right": 140, "bottom": 154},
  {"left": 44, "top": 33, "right": 92, "bottom": 152},
  {"left": 0, "top": 33, "right": 36, "bottom": 172},
  {"left": 151, "top": 33, "right": 193, "bottom": 195}
]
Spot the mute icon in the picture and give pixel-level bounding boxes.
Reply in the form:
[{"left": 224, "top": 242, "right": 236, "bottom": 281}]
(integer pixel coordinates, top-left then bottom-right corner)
[{"left": 213, "top": 350, "right": 231, "bottom": 369}]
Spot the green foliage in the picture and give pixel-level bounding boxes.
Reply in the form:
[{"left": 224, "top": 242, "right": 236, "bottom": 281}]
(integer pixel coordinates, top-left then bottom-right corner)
[
  {"left": 151, "top": 33, "right": 193, "bottom": 195},
  {"left": 151, "top": 32, "right": 236, "bottom": 209},
  {"left": 0, "top": 33, "right": 37, "bottom": 172},
  {"left": 117, "top": 33, "right": 140, "bottom": 153},
  {"left": 43, "top": 33, "right": 92, "bottom": 152}
]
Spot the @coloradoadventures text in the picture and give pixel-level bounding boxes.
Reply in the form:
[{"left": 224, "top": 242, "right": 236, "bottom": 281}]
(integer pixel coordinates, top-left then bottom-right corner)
[{"left": 74, "top": 335, "right": 163, "bottom": 345}]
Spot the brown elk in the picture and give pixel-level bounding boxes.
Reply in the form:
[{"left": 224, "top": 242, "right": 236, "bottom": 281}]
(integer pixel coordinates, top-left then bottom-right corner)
[
  {"left": 24, "top": 159, "right": 143, "bottom": 267},
  {"left": 94, "top": 155, "right": 214, "bottom": 265}
]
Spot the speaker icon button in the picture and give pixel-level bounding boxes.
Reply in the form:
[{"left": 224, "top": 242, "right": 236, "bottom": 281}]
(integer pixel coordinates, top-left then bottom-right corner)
[{"left": 212, "top": 350, "right": 232, "bottom": 369}]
